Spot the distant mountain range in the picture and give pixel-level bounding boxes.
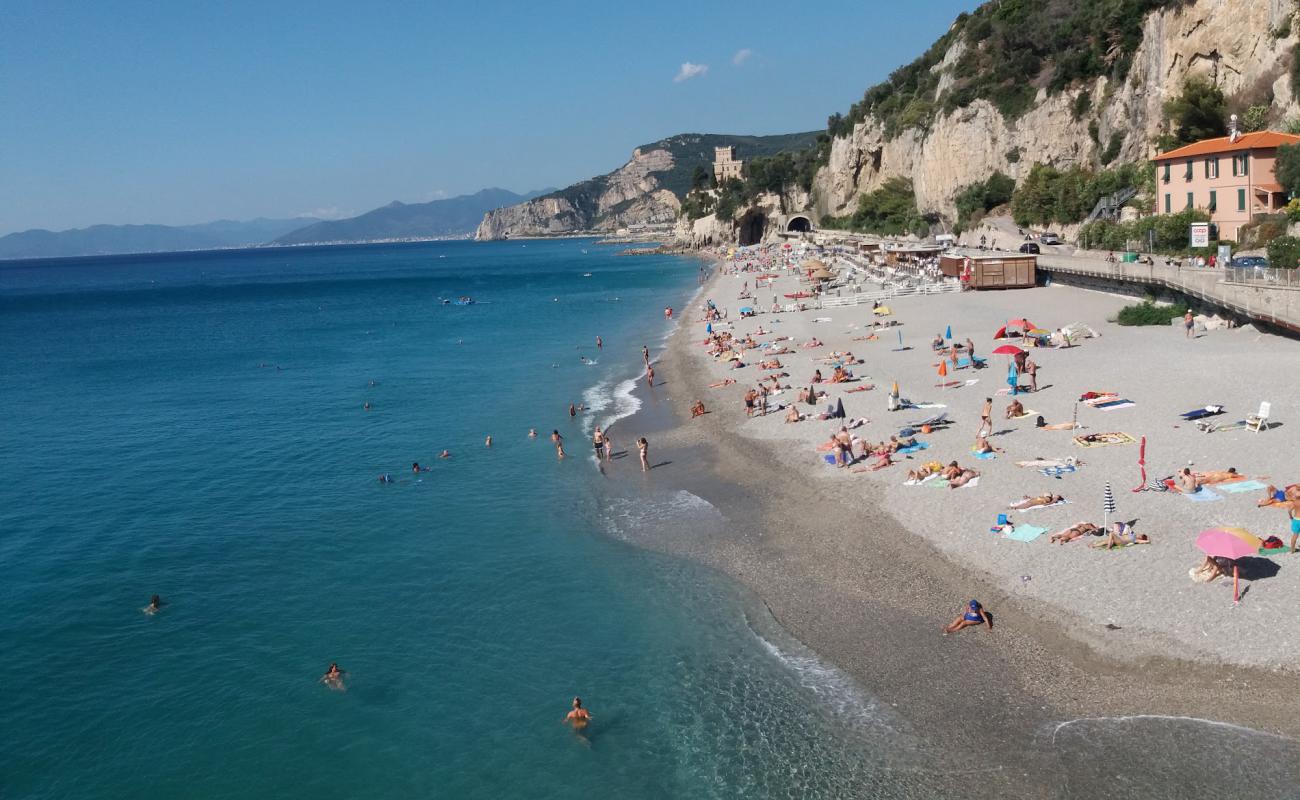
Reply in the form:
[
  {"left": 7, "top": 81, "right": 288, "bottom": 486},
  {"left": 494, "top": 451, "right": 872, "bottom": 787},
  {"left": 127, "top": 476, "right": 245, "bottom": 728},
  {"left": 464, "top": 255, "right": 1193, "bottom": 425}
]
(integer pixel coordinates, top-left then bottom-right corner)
[
  {"left": 0, "top": 217, "right": 320, "bottom": 260},
  {"left": 1, "top": 187, "right": 552, "bottom": 260},
  {"left": 271, "top": 187, "right": 550, "bottom": 245}
]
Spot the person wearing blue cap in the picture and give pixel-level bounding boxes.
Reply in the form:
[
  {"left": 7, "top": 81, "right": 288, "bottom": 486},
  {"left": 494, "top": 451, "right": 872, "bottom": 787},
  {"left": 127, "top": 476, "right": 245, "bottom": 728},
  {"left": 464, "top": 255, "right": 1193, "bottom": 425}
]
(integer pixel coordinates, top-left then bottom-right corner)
[{"left": 943, "top": 599, "right": 991, "bottom": 634}]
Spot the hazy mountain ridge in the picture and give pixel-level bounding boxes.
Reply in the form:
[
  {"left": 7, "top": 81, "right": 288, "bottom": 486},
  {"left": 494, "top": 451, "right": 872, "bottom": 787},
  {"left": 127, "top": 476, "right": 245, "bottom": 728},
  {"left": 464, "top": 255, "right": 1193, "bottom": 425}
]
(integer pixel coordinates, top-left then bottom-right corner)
[{"left": 0, "top": 217, "right": 319, "bottom": 260}]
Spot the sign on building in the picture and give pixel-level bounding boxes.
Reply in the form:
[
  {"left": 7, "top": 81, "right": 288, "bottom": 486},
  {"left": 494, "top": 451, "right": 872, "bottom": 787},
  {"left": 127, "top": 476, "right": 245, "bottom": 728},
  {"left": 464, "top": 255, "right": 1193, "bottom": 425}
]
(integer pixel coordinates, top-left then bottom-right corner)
[{"left": 1189, "top": 222, "right": 1210, "bottom": 248}]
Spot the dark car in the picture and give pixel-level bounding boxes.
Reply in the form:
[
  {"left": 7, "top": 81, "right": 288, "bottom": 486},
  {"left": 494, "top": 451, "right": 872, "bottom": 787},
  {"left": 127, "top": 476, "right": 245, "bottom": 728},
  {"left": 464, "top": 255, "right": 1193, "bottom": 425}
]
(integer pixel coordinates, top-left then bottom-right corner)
[
  {"left": 1039, "top": 232, "right": 1063, "bottom": 245},
  {"left": 1230, "top": 256, "right": 1269, "bottom": 268},
  {"left": 1019, "top": 242, "right": 1040, "bottom": 254}
]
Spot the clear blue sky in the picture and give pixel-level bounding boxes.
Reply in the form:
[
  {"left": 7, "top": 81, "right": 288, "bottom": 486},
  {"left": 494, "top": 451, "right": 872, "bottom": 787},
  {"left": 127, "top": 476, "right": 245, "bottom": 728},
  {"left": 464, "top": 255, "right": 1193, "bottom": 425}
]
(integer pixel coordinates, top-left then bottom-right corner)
[{"left": 1, "top": 0, "right": 977, "bottom": 234}]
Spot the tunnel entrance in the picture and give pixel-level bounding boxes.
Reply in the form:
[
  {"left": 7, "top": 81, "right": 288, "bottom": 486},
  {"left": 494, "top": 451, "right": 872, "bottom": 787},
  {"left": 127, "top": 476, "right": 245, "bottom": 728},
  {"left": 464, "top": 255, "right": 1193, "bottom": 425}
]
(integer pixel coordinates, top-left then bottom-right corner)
[
  {"left": 786, "top": 215, "right": 812, "bottom": 233},
  {"left": 737, "top": 210, "right": 767, "bottom": 246}
]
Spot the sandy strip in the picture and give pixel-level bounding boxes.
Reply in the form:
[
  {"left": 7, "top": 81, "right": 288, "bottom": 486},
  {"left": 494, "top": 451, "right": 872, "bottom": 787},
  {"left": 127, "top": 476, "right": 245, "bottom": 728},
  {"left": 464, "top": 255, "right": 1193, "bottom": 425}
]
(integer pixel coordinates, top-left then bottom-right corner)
[{"left": 627, "top": 247, "right": 1300, "bottom": 745}]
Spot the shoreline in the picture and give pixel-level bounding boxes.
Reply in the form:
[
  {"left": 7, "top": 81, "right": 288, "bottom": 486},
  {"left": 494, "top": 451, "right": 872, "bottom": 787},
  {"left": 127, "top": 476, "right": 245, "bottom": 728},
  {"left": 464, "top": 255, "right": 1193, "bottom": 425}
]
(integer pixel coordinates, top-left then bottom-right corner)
[{"left": 606, "top": 254, "right": 1300, "bottom": 755}]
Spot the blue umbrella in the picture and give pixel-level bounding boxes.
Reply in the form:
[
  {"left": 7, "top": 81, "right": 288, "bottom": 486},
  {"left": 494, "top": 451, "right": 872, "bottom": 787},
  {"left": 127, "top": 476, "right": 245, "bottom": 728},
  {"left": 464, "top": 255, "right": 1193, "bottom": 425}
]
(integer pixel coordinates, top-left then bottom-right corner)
[
  {"left": 739, "top": 306, "right": 753, "bottom": 315},
  {"left": 944, "top": 324, "right": 952, "bottom": 339},
  {"left": 1007, "top": 364, "right": 1019, "bottom": 395}
]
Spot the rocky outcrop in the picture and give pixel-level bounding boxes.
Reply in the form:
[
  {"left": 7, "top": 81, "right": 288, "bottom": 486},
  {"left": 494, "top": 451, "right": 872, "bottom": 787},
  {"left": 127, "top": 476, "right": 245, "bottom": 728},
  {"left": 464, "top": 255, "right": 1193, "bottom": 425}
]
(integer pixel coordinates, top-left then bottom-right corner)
[
  {"left": 813, "top": 0, "right": 1298, "bottom": 222},
  {"left": 476, "top": 147, "right": 681, "bottom": 239}
]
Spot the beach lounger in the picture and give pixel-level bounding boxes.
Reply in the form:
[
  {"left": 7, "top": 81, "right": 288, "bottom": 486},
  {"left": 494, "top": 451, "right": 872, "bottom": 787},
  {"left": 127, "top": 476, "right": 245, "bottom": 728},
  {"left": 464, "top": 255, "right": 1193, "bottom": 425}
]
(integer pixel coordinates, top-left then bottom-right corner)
[
  {"left": 908, "top": 412, "right": 949, "bottom": 427},
  {"left": 1246, "top": 401, "right": 1271, "bottom": 433},
  {"left": 1094, "top": 399, "right": 1135, "bottom": 411}
]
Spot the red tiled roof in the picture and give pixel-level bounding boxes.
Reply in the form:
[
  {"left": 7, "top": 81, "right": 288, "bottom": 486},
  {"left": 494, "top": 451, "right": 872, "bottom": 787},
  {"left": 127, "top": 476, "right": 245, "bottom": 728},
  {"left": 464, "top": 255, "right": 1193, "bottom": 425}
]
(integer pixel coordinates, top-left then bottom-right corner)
[
  {"left": 1253, "top": 182, "right": 1283, "bottom": 193},
  {"left": 1152, "top": 131, "right": 1300, "bottom": 161}
]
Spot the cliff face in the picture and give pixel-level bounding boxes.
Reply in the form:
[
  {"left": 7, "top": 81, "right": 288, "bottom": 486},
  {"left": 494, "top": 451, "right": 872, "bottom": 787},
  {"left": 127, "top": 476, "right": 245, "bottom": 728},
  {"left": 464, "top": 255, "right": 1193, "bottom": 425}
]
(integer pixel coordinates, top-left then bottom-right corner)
[{"left": 813, "top": 0, "right": 1298, "bottom": 221}]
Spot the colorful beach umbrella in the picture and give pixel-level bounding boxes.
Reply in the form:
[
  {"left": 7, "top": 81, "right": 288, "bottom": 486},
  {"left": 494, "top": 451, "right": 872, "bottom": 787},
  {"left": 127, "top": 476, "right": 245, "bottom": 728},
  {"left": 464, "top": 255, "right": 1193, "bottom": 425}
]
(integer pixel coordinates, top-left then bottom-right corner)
[
  {"left": 1196, "top": 528, "right": 1264, "bottom": 603},
  {"left": 991, "top": 344, "right": 1024, "bottom": 355}
]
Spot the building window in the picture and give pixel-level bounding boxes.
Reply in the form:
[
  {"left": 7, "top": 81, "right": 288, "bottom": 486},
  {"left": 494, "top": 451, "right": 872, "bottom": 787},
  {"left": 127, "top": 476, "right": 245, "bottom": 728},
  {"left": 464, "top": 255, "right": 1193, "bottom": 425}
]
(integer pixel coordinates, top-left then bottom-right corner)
[
  {"left": 1208, "top": 190, "right": 1216, "bottom": 212},
  {"left": 1162, "top": 163, "right": 1170, "bottom": 183},
  {"left": 1205, "top": 157, "right": 1219, "bottom": 179},
  {"left": 1231, "top": 154, "right": 1250, "bottom": 177},
  {"left": 1237, "top": 188, "right": 1246, "bottom": 211},
  {"left": 1186, "top": 192, "right": 1194, "bottom": 210},
  {"left": 1164, "top": 193, "right": 1171, "bottom": 213},
  {"left": 1184, "top": 161, "right": 1194, "bottom": 181}
]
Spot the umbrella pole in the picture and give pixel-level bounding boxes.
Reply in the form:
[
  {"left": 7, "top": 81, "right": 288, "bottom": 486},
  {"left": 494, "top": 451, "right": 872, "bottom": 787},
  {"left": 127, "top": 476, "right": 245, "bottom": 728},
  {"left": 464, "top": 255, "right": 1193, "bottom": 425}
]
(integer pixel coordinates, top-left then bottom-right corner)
[{"left": 1234, "top": 564, "right": 1240, "bottom": 604}]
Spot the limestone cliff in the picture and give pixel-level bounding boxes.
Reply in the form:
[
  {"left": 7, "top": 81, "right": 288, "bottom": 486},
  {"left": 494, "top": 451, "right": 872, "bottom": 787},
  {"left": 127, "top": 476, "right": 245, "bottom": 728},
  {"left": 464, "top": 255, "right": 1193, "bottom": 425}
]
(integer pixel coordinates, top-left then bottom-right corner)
[
  {"left": 476, "top": 132, "right": 820, "bottom": 240},
  {"left": 812, "top": 0, "right": 1298, "bottom": 222}
]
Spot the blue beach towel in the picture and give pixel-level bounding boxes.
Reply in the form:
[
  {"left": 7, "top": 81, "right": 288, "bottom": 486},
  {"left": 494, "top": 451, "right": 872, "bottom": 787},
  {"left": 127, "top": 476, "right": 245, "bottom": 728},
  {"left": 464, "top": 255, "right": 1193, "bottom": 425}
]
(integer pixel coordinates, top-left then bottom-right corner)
[
  {"left": 896, "top": 441, "right": 930, "bottom": 454},
  {"left": 1040, "top": 465, "right": 1078, "bottom": 478},
  {"left": 1004, "top": 524, "right": 1048, "bottom": 542},
  {"left": 1218, "top": 480, "right": 1268, "bottom": 494},
  {"left": 1183, "top": 488, "right": 1223, "bottom": 502},
  {"left": 972, "top": 450, "right": 997, "bottom": 460}
]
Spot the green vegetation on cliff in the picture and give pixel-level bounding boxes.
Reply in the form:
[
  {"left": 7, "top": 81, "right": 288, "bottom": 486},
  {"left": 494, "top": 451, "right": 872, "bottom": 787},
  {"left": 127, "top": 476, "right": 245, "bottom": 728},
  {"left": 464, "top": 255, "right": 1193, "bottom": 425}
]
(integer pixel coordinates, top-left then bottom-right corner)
[
  {"left": 1010, "top": 162, "right": 1145, "bottom": 227},
  {"left": 819, "top": 178, "right": 931, "bottom": 237},
  {"left": 954, "top": 172, "right": 1015, "bottom": 230},
  {"left": 1078, "top": 207, "right": 1212, "bottom": 253},
  {"left": 824, "top": 0, "right": 1192, "bottom": 150}
]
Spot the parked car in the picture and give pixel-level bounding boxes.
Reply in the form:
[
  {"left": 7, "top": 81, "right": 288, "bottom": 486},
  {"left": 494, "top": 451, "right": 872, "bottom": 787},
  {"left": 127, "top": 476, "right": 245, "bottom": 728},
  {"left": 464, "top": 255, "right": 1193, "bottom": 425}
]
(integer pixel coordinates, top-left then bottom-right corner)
[
  {"left": 1039, "top": 232, "right": 1063, "bottom": 245},
  {"left": 1230, "top": 256, "right": 1269, "bottom": 268},
  {"left": 1019, "top": 242, "right": 1041, "bottom": 254}
]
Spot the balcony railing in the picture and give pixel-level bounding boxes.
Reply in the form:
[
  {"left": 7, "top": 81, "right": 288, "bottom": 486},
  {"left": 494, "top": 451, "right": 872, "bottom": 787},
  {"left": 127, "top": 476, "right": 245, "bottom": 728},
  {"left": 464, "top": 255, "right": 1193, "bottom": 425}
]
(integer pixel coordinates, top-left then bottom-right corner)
[{"left": 1224, "top": 267, "right": 1300, "bottom": 287}]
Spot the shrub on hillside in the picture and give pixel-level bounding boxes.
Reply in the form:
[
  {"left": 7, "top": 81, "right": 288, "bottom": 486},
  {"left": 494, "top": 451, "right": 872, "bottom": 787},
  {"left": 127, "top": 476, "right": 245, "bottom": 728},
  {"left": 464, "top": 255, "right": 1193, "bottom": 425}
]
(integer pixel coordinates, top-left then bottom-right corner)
[
  {"left": 954, "top": 172, "right": 1016, "bottom": 228},
  {"left": 1078, "top": 208, "right": 1213, "bottom": 253},
  {"left": 1116, "top": 302, "right": 1184, "bottom": 326},
  {"left": 1267, "top": 236, "right": 1300, "bottom": 270},
  {"left": 1012, "top": 162, "right": 1142, "bottom": 227}
]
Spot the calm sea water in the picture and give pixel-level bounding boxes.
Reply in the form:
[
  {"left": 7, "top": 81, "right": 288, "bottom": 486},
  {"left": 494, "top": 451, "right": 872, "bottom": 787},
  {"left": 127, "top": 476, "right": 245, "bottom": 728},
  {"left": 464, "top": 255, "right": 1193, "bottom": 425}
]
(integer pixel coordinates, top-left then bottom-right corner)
[
  {"left": 2, "top": 240, "right": 1296, "bottom": 800},
  {"left": 0, "top": 241, "right": 928, "bottom": 799}
]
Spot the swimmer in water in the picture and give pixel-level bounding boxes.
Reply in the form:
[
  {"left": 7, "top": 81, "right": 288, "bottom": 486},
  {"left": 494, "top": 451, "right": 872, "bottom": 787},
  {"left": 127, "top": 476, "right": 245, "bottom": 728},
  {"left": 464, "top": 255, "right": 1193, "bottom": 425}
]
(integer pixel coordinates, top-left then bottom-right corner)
[
  {"left": 565, "top": 696, "right": 591, "bottom": 730},
  {"left": 363, "top": 402, "right": 372, "bottom": 411},
  {"left": 528, "top": 428, "right": 538, "bottom": 438},
  {"left": 485, "top": 435, "right": 492, "bottom": 447},
  {"left": 440, "top": 450, "right": 451, "bottom": 459},
  {"left": 379, "top": 474, "right": 393, "bottom": 483},
  {"left": 551, "top": 430, "right": 566, "bottom": 458},
  {"left": 143, "top": 594, "right": 163, "bottom": 615},
  {"left": 596, "top": 335, "right": 602, "bottom": 350},
  {"left": 320, "top": 662, "right": 347, "bottom": 691}
]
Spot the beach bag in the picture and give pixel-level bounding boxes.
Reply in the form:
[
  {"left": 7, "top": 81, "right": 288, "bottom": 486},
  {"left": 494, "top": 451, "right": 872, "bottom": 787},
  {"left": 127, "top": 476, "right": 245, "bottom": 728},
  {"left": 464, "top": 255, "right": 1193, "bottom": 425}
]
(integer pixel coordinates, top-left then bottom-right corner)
[
  {"left": 1262, "top": 536, "right": 1284, "bottom": 549},
  {"left": 1035, "top": 415, "right": 1046, "bottom": 428}
]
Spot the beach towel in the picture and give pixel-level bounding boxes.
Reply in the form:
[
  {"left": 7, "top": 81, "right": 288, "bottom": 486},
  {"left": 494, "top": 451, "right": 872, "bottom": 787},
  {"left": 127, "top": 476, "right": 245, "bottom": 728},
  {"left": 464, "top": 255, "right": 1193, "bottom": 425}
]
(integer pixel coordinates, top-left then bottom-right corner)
[
  {"left": 1181, "top": 405, "right": 1225, "bottom": 420},
  {"left": 904, "top": 473, "right": 942, "bottom": 486},
  {"left": 1040, "top": 464, "right": 1078, "bottom": 478},
  {"left": 1073, "top": 432, "right": 1136, "bottom": 448},
  {"left": 922, "top": 475, "right": 980, "bottom": 489},
  {"left": 1219, "top": 480, "right": 1269, "bottom": 494},
  {"left": 1010, "top": 410, "right": 1039, "bottom": 419},
  {"left": 1014, "top": 498, "right": 1071, "bottom": 513},
  {"left": 1003, "top": 524, "right": 1048, "bottom": 542},
  {"left": 972, "top": 450, "right": 997, "bottom": 460},
  {"left": 1095, "top": 400, "right": 1135, "bottom": 411},
  {"left": 1182, "top": 488, "right": 1223, "bottom": 502},
  {"left": 896, "top": 442, "right": 930, "bottom": 454},
  {"left": 904, "top": 402, "right": 947, "bottom": 410},
  {"left": 1257, "top": 547, "right": 1292, "bottom": 557}
]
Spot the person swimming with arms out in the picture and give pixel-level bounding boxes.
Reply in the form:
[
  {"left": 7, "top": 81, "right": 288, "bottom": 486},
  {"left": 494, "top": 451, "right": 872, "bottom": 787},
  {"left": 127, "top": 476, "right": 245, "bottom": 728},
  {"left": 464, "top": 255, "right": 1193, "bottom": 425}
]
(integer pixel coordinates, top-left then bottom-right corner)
[
  {"left": 320, "top": 662, "right": 347, "bottom": 691},
  {"left": 142, "top": 594, "right": 164, "bottom": 615}
]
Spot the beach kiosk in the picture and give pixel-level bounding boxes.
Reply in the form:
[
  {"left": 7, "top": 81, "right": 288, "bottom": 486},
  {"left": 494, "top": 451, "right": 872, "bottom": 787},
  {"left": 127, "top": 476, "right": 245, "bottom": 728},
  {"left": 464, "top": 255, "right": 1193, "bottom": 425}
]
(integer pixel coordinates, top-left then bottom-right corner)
[{"left": 963, "top": 254, "right": 1037, "bottom": 290}]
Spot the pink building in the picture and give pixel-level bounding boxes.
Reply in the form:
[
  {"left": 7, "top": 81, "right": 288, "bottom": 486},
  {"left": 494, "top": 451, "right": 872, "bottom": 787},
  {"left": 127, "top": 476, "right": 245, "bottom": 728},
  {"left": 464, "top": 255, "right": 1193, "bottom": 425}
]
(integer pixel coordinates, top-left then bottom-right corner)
[{"left": 1151, "top": 130, "right": 1299, "bottom": 242}]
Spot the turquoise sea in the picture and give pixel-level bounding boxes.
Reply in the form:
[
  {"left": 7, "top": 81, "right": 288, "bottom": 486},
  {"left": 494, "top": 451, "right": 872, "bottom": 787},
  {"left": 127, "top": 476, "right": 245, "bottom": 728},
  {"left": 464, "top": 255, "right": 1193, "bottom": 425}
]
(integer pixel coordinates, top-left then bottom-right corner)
[{"left": 2, "top": 240, "right": 1298, "bottom": 799}]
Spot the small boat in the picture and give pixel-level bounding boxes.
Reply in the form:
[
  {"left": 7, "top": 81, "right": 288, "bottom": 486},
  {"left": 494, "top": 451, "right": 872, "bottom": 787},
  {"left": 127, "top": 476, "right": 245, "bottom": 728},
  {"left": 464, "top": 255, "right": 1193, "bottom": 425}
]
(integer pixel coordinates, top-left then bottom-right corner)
[
  {"left": 452, "top": 296, "right": 475, "bottom": 306},
  {"left": 583, "top": 272, "right": 593, "bottom": 277}
]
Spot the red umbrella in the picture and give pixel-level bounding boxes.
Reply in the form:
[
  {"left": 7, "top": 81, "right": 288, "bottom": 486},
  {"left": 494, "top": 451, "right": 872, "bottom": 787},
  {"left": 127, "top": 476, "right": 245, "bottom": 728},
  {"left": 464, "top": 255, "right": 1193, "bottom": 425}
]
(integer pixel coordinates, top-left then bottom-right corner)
[
  {"left": 1007, "top": 318, "right": 1034, "bottom": 329},
  {"left": 991, "top": 344, "right": 1024, "bottom": 355}
]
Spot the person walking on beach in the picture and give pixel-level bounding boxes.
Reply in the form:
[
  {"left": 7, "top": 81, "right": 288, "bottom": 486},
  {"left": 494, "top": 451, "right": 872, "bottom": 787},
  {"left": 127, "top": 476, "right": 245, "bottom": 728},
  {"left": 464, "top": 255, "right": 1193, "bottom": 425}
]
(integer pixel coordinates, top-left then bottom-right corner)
[
  {"left": 642, "top": 345, "right": 650, "bottom": 366},
  {"left": 551, "top": 430, "right": 566, "bottom": 459},
  {"left": 592, "top": 427, "right": 606, "bottom": 460},
  {"left": 977, "top": 397, "right": 993, "bottom": 438},
  {"left": 638, "top": 437, "right": 649, "bottom": 472},
  {"left": 645, "top": 366, "right": 654, "bottom": 388},
  {"left": 943, "top": 600, "right": 991, "bottom": 634},
  {"left": 1184, "top": 309, "right": 1195, "bottom": 339}
]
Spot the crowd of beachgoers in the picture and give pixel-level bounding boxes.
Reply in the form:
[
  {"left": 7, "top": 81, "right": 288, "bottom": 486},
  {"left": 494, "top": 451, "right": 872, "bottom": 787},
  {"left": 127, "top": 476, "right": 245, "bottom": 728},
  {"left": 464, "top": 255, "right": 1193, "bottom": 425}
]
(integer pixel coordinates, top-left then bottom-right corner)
[{"left": 680, "top": 240, "right": 1299, "bottom": 667}]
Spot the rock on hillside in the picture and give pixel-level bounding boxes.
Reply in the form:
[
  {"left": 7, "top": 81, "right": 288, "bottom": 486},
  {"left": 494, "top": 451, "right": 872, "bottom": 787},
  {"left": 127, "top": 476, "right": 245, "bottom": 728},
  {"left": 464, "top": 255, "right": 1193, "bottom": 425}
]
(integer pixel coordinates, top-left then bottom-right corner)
[
  {"left": 476, "top": 132, "right": 820, "bottom": 240},
  {"left": 813, "top": 0, "right": 1298, "bottom": 222}
]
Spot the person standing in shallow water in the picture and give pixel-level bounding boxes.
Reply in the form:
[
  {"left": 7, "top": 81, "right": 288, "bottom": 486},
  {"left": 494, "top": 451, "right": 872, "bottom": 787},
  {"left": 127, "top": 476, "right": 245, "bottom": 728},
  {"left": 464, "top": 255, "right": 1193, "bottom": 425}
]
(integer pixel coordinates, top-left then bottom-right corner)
[
  {"left": 596, "top": 335, "right": 602, "bottom": 351},
  {"left": 565, "top": 697, "right": 591, "bottom": 730},
  {"left": 642, "top": 345, "right": 650, "bottom": 367},
  {"left": 551, "top": 430, "right": 565, "bottom": 458},
  {"left": 638, "top": 437, "right": 649, "bottom": 472}
]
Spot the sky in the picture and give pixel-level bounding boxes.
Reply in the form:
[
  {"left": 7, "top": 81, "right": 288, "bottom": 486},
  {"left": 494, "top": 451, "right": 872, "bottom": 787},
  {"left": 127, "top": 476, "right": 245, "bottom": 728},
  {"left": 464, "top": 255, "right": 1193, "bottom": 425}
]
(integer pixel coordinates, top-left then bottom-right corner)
[{"left": 0, "top": 0, "right": 977, "bottom": 234}]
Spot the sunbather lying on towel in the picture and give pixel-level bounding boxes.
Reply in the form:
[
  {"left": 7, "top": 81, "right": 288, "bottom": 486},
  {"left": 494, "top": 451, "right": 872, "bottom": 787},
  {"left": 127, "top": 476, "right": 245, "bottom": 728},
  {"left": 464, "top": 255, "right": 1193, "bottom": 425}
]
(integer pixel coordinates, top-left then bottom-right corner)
[
  {"left": 709, "top": 378, "right": 737, "bottom": 388},
  {"left": 1009, "top": 493, "right": 1064, "bottom": 510},
  {"left": 931, "top": 334, "right": 945, "bottom": 350},
  {"left": 941, "top": 461, "right": 980, "bottom": 488},
  {"left": 907, "top": 462, "right": 943, "bottom": 482},
  {"left": 1050, "top": 521, "right": 1101, "bottom": 544},
  {"left": 1190, "top": 556, "right": 1231, "bottom": 583},
  {"left": 1180, "top": 405, "right": 1225, "bottom": 420},
  {"left": 1090, "top": 521, "right": 1149, "bottom": 549},
  {"left": 1259, "top": 483, "right": 1300, "bottom": 506},
  {"left": 802, "top": 338, "right": 823, "bottom": 349},
  {"left": 1193, "top": 468, "right": 1243, "bottom": 484},
  {"left": 851, "top": 450, "right": 893, "bottom": 472}
]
